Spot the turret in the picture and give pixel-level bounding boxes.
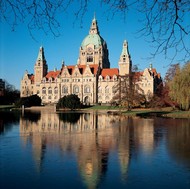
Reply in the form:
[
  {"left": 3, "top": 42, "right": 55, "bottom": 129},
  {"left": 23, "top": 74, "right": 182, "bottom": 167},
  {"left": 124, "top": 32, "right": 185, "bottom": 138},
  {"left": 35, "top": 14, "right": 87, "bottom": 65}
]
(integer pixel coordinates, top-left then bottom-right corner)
[
  {"left": 89, "top": 15, "right": 99, "bottom": 34},
  {"left": 118, "top": 40, "right": 132, "bottom": 76},
  {"left": 34, "top": 46, "right": 48, "bottom": 83}
]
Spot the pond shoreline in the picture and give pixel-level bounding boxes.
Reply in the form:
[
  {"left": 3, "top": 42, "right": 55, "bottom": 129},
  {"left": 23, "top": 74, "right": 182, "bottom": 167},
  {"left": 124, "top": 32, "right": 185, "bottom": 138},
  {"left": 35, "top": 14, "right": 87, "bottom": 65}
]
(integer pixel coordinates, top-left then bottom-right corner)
[
  {"left": 7, "top": 105, "right": 189, "bottom": 119},
  {"left": 1, "top": 104, "right": 189, "bottom": 119}
]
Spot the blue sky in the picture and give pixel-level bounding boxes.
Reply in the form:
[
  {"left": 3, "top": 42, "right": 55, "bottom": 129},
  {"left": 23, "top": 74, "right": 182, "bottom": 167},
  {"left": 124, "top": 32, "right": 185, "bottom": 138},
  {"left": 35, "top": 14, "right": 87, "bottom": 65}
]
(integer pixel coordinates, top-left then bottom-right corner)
[{"left": 0, "top": 2, "right": 187, "bottom": 90}]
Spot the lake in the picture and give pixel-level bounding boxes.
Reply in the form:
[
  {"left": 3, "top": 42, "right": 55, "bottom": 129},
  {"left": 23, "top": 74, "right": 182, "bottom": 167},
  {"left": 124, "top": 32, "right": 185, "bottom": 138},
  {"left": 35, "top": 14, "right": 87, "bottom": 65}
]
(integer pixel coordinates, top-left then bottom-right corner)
[{"left": 0, "top": 110, "right": 190, "bottom": 189}]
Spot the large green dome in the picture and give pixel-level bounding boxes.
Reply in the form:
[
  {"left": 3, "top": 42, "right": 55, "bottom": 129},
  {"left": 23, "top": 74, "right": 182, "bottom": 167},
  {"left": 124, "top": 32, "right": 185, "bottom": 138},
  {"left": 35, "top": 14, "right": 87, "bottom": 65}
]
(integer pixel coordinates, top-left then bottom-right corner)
[{"left": 81, "top": 33, "right": 105, "bottom": 49}]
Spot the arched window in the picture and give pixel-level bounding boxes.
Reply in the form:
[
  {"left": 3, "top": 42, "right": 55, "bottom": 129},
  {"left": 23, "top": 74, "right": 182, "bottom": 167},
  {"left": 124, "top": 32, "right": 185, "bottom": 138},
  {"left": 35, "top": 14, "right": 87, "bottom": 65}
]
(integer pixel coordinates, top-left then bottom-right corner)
[
  {"left": 73, "top": 85, "right": 79, "bottom": 93},
  {"left": 54, "top": 87, "right": 58, "bottom": 94},
  {"left": 62, "top": 86, "right": 68, "bottom": 94},
  {"left": 98, "top": 96, "right": 102, "bottom": 103},
  {"left": 87, "top": 56, "right": 93, "bottom": 62},
  {"left": 42, "top": 87, "right": 46, "bottom": 94},
  {"left": 112, "top": 86, "right": 117, "bottom": 94},
  {"left": 48, "top": 87, "right": 52, "bottom": 94},
  {"left": 84, "top": 85, "right": 90, "bottom": 93},
  {"left": 98, "top": 86, "right": 102, "bottom": 93},
  {"left": 105, "top": 86, "right": 109, "bottom": 93}
]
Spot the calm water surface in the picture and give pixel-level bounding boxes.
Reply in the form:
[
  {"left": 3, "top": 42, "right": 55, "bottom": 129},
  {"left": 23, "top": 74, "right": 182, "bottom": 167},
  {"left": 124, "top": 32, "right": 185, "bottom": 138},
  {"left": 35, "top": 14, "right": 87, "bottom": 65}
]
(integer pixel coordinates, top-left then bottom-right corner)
[{"left": 0, "top": 110, "right": 190, "bottom": 189}]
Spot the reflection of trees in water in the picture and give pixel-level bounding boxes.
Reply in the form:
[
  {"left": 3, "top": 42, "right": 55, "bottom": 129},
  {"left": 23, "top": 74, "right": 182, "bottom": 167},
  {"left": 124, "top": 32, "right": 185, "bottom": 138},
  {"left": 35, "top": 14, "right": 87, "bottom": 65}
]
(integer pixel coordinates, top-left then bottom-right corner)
[
  {"left": 22, "top": 111, "right": 41, "bottom": 123},
  {"left": 0, "top": 111, "right": 20, "bottom": 134},
  {"left": 58, "top": 112, "right": 81, "bottom": 123},
  {"left": 166, "top": 119, "right": 190, "bottom": 168}
]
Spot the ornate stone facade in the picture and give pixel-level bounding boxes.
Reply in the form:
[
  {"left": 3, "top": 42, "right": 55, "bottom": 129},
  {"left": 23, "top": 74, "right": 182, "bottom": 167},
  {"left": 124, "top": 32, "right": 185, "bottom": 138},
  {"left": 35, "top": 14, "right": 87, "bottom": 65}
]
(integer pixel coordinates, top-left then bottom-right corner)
[{"left": 20, "top": 17, "right": 162, "bottom": 105}]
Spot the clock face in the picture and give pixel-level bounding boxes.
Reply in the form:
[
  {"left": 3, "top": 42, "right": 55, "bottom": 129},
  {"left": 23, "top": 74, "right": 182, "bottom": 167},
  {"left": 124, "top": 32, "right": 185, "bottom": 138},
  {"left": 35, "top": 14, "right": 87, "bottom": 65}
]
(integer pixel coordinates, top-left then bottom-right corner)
[{"left": 87, "top": 47, "right": 93, "bottom": 53}]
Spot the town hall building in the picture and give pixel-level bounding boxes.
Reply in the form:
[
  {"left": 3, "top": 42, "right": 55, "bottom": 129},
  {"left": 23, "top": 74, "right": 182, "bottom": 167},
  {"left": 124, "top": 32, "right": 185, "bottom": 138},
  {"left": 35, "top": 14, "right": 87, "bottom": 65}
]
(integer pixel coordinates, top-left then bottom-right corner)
[{"left": 20, "top": 17, "right": 162, "bottom": 105}]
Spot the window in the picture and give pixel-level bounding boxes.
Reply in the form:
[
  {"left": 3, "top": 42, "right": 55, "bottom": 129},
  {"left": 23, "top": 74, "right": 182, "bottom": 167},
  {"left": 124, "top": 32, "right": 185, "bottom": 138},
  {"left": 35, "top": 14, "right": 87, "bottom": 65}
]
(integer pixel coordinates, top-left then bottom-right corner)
[
  {"left": 87, "top": 56, "right": 93, "bottom": 62},
  {"left": 105, "top": 86, "right": 109, "bottom": 93},
  {"left": 98, "top": 86, "right": 102, "bottom": 93},
  {"left": 62, "top": 86, "right": 68, "bottom": 94},
  {"left": 73, "top": 85, "right": 79, "bottom": 93},
  {"left": 48, "top": 87, "right": 52, "bottom": 94},
  {"left": 84, "top": 85, "right": 90, "bottom": 93},
  {"left": 112, "top": 86, "right": 117, "bottom": 94},
  {"left": 54, "top": 87, "right": 58, "bottom": 94},
  {"left": 42, "top": 87, "right": 46, "bottom": 94}
]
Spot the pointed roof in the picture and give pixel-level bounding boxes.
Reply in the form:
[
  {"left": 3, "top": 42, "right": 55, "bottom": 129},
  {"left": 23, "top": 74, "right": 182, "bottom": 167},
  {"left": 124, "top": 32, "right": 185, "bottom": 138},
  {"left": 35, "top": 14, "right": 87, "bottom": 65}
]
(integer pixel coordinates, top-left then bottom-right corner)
[
  {"left": 37, "top": 46, "right": 46, "bottom": 61},
  {"left": 121, "top": 40, "right": 130, "bottom": 57},
  {"left": 89, "top": 15, "right": 99, "bottom": 35},
  {"left": 81, "top": 17, "right": 105, "bottom": 49}
]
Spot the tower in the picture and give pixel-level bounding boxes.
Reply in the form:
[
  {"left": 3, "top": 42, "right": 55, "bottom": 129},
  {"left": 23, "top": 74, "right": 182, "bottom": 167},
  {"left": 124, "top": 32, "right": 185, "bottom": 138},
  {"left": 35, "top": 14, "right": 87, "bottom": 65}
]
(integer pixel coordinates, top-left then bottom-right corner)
[
  {"left": 78, "top": 17, "right": 110, "bottom": 68},
  {"left": 34, "top": 46, "right": 48, "bottom": 83},
  {"left": 118, "top": 40, "right": 132, "bottom": 76}
]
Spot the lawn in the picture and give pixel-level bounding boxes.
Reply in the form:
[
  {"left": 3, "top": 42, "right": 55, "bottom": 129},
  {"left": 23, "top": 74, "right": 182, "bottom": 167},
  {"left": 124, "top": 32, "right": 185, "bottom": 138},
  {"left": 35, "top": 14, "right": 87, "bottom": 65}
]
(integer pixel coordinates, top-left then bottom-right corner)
[{"left": 85, "top": 105, "right": 190, "bottom": 118}]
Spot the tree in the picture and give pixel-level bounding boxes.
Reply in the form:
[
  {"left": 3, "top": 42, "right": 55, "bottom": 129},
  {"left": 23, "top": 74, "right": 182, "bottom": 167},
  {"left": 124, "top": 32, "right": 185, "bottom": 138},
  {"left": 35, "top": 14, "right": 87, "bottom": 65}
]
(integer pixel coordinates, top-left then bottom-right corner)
[
  {"left": 1, "top": 0, "right": 189, "bottom": 60},
  {"left": 138, "top": 0, "right": 190, "bottom": 61},
  {"left": 111, "top": 72, "right": 146, "bottom": 110},
  {"left": 148, "top": 63, "right": 180, "bottom": 108},
  {"left": 16, "top": 94, "right": 42, "bottom": 107},
  {"left": 147, "top": 82, "right": 177, "bottom": 108},
  {"left": 167, "top": 62, "right": 190, "bottom": 110},
  {"left": 0, "top": 80, "right": 20, "bottom": 105},
  {"left": 57, "top": 94, "right": 81, "bottom": 110}
]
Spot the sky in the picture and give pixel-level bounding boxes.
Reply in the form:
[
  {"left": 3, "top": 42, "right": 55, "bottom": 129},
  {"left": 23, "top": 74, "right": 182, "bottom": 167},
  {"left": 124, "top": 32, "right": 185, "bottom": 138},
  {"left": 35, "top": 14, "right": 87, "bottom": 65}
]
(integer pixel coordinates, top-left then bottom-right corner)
[{"left": 0, "top": 1, "right": 188, "bottom": 90}]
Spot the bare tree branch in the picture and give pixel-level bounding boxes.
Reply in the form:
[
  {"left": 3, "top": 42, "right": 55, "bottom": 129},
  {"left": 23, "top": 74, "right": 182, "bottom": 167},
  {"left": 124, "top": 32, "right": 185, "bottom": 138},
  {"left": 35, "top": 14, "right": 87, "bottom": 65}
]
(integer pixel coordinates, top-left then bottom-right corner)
[{"left": 0, "top": 0, "right": 189, "bottom": 62}]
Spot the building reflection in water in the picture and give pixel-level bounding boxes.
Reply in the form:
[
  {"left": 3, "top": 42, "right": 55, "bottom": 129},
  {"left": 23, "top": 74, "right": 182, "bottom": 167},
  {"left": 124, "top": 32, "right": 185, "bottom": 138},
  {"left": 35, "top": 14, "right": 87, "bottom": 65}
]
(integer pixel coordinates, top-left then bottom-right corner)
[
  {"left": 19, "top": 111, "right": 155, "bottom": 188},
  {"left": 131, "top": 117, "right": 155, "bottom": 155}
]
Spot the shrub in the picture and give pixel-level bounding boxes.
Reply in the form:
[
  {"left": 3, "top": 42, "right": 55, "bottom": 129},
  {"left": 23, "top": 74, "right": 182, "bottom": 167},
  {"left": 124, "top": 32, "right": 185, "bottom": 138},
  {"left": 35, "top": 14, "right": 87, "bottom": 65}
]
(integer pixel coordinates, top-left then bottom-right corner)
[
  {"left": 57, "top": 94, "right": 81, "bottom": 110},
  {"left": 15, "top": 94, "right": 41, "bottom": 107}
]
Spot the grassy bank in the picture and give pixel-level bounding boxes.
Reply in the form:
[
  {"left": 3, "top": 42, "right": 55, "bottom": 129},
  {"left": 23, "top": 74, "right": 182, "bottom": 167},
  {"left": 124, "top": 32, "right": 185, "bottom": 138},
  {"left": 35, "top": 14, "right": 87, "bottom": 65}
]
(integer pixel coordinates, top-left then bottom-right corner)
[
  {"left": 0, "top": 105, "right": 15, "bottom": 110},
  {"left": 86, "top": 105, "right": 121, "bottom": 110},
  {"left": 1, "top": 104, "right": 189, "bottom": 119},
  {"left": 85, "top": 106, "right": 190, "bottom": 119}
]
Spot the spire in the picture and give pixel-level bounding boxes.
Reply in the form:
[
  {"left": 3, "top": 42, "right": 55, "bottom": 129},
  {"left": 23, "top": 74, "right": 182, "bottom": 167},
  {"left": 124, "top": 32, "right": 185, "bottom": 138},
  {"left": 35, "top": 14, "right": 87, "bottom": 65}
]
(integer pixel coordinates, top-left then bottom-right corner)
[
  {"left": 37, "top": 46, "right": 46, "bottom": 61},
  {"left": 62, "top": 59, "right": 65, "bottom": 67},
  {"left": 121, "top": 40, "right": 130, "bottom": 57},
  {"left": 118, "top": 40, "right": 132, "bottom": 75},
  {"left": 149, "top": 63, "right": 153, "bottom": 71},
  {"left": 34, "top": 46, "right": 48, "bottom": 83},
  {"left": 89, "top": 16, "right": 99, "bottom": 34}
]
